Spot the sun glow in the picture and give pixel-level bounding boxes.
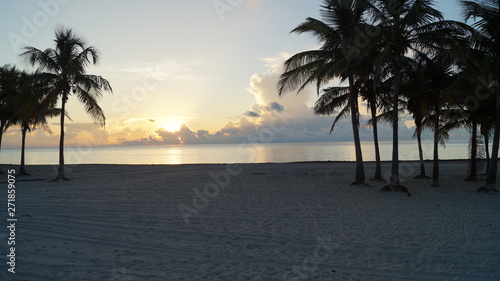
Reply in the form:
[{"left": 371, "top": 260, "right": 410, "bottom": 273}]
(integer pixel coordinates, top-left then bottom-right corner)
[{"left": 163, "top": 123, "right": 182, "bottom": 132}]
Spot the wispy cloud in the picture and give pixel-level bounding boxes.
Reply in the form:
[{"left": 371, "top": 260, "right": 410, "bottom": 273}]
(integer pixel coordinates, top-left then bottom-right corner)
[
  {"left": 121, "top": 115, "right": 201, "bottom": 125},
  {"left": 101, "top": 59, "right": 210, "bottom": 82}
]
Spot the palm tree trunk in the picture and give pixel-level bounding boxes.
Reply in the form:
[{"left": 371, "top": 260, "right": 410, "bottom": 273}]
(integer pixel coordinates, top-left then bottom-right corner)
[
  {"left": 19, "top": 127, "right": 28, "bottom": 176},
  {"left": 484, "top": 132, "right": 490, "bottom": 174},
  {"left": 465, "top": 122, "right": 478, "bottom": 181},
  {"left": 369, "top": 97, "right": 382, "bottom": 180},
  {"left": 56, "top": 94, "right": 67, "bottom": 180},
  {"left": 390, "top": 67, "right": 401, "bottom": 187},
  {"left": 0, "top": 122, "right": 4, "bottom": 174},
  {"left": 415, "top": 118, "right": 427, "bottom": 178},
  {"left": 348, "top": 75, "right": 365, "bottom": 185},
  {"left": 431, "top": 105, "right": 440, "bottom": 187},
  {"left": 481, "top": 91, "right": 500, "bottom": 192}
]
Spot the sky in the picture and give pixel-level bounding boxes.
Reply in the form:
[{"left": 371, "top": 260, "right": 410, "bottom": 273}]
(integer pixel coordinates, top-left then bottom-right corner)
[{"left": 0, "top": 0, "right": 466, "bottom": 148}]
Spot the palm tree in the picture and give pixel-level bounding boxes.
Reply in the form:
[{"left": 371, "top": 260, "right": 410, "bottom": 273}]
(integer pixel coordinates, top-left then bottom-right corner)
[
  {"left": 0, "top": 65, "right": 20, "bottom": 173},
  {"left": 465, "top": 116, "right": 486, "bottom": 181},
  {"left": 420, "top": 54, "right": 457, "bottom": 187},
  {"left": 278, "top": 0, "right": 378, "bottom": 185},
  {"left": 445, "top": 64, "right": 495, "bottom": 182},
  {"left": 11, "top": 72, "right": 62, "bottom": 176},
  {"left": 402, "top": 61, "right": 446, "bottom": 181},
  {"left": 373, "top": 0, "right": 467, "bottom": 192},
  {"left": 461, "top": 0, "right": 500, "bottom": 192},
  {"left": 368, "top": 57, "right": 432, "bottom": 181},
  {"left": 316, "top": 77, "right": 384, "bottom": 181},
  {"left": 386, "top": 56, "right": 431, "bottom": 179},
  {"left": 362, "top": 78, "right": 384, "bottom": 181},
  {"left": 479, "top": 108, "right": 495, "bottom": 174},
  {"left": 406, "top": 88, "right": 431, "bottom": 179},
  {"left": 20, "top": 26, "right": 112, "bottom": 181}
]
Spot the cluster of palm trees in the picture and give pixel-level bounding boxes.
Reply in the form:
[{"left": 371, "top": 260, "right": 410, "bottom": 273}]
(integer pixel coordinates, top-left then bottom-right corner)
[
  {"left": 0, "top": 26, "right": 112, "bottom": 180},
  {"left": 279, "top": 0, "right": 500, "bottom": 193}
]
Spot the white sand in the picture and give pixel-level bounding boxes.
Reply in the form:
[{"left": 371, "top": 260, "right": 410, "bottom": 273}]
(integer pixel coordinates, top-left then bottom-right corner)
[{"left": 1, "top": 161, "right": 499, "bottom": 280}]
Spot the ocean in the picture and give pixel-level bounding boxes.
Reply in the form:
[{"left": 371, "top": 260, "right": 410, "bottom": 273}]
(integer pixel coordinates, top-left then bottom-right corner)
[{"left": 0, "top": 140, "right": 471, "bottom": 165}]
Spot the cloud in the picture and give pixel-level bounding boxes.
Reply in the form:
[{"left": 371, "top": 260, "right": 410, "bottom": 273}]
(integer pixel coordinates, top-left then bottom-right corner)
[
  {"left": 2, "top": 54, "right": 452, "bottom": 149},
  {"left": 245, "top": 111, "right": 260, "bottom": 117},
  {"left": 267, "top": 101, "right": 285, "bottom": 113},
  {"left": 104, "top": 59, "right": 209, "bottom": 82},
  {"left": 111, "top": 54, "right": 338, "bottom": 145},
  {"left": 2, "top": 123, "right": 113, "bottom": 148}
]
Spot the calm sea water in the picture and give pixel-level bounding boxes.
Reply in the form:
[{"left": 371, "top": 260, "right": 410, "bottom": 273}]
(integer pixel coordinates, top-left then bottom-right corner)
[{"left": 0, "top": 140, "right": 471, "bottom": 165}]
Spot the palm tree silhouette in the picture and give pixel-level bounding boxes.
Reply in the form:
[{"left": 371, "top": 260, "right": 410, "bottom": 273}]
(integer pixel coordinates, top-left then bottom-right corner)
[
  {"left": 403, "top": 60, "right": 433, "bottom": 179},
  {"left": 315, "top": 76, "right": 385, "bottom": 181},
  {"left": 20, "top": 26, "right": 112, "bottom": 181},
  {"left": 461, "top": 0, "right": 500, "bottom": 192},
  {"left": 11, "top": 71, "right": 63, "bottom": 176},
  {"left": 0, "top": 65, "right": 21, "bottom": 173},
  {"left": 278, "top": 0, "right": 378, "bottom": 185},
  {"left": 372, "top": 0, "right": 466, "bottom": 191},
  {"left": 444, "top": 58, "right": 494, "bottom": 182}
]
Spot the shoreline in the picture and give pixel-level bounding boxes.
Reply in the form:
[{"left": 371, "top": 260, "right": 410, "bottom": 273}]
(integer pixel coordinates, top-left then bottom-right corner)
[
  {"left": 0, "top": 158, "right": 482, "bottom": 167},
  {"left": 0, "top": 159, "right": 487, "bottom": 184}
]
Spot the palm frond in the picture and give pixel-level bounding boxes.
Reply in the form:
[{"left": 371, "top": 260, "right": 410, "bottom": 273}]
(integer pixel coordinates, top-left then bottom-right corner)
[
  {"left": 314, "top": 86, "right": 350, "bottom": 115},
  {"left": 331, "top": 105, "right": 351, "bottom": 134},
  {"left": 74, "top": 85, "right": 106, "bottom": 126}
]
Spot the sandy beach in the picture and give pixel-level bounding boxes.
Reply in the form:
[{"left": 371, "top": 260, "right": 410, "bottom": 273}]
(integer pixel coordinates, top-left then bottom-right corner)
[{"left": 1, "top": 161, "right": 499, "bottom": 280}]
